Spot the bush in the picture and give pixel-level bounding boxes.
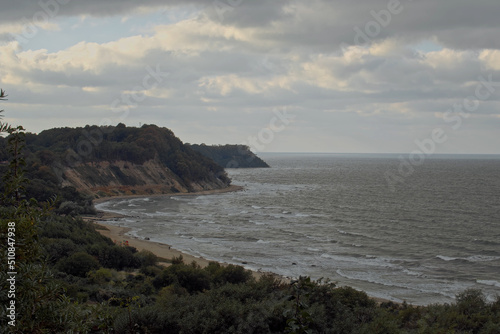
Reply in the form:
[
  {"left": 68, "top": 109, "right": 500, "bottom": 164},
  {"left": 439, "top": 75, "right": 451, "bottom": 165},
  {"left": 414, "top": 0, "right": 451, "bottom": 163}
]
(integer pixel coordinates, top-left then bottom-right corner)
[
  {"left": 204, "top": 262, "right": 254, "bottom": 286},
  {"left": 88, "top": 244, "right": 140, "bottom": 270},
  {"left": 134, "top": 249, "right": 158, "bottom": 268},
  {"left": 140, "top": 265, "right": 162, "bottom": 277},
  {"left": 87, "top": 267, "right": 113, "bottom": 284},
  {"left": 153, "top": 263, "right": 211, "bottom": 294},
  {"left": 57, "top": 252, "right": 100, "bottom": 277},
  {"left": 113, "top": 306, "right": 178, "bottom": 334},
  {"left": 41, "top": 237, "right": 77, "bottom": 262}
]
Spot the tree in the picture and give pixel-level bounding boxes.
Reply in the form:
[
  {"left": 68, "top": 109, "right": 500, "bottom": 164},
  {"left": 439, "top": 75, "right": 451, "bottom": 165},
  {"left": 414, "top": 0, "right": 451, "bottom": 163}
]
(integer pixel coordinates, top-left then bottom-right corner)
[
  {"left": 0, "top": 89, "right": 11, "bottom": 132},
  {"left": 0, "top": 90, "right": 90, "bottom": 332}
]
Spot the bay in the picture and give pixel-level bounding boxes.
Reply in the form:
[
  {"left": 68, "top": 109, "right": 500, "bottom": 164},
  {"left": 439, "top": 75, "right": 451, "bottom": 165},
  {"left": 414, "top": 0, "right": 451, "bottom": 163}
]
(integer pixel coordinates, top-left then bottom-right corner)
[{"left": 96, "top": 153, "right": 500, "bottom": 305}]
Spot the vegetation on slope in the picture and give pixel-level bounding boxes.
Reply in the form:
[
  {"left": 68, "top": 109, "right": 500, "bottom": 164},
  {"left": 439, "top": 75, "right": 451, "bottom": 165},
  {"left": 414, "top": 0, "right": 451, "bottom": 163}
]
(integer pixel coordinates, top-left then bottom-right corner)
[
  {"left": 0, "top": 123, "right": 231, "bottom": 212},
  {"left": 24, "top": 123, "right": 230, "bottom": 187},
  {"left": 3, "top": 207, "right": 500, "bottom": 333},
  {"left": 189, "top": 144, "right": 270, "bottom": 168}
]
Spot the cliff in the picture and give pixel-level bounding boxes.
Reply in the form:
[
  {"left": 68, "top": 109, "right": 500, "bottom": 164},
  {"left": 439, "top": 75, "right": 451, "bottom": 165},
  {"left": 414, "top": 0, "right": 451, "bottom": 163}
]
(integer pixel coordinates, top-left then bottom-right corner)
[
  {"left": 3, "top": 123, "right": 231, "bottom": 200},
  {"left": 188, "top": 144, "right": 270, "bottom": 168},
  {"left": 60, "top": 159, "right": 229, "bottom": 198}
]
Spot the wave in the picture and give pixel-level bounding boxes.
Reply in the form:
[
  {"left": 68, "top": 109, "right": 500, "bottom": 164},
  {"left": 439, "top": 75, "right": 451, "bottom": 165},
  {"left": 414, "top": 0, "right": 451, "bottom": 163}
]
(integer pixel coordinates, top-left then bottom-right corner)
[
  {"left": 477, "top": 280, "right": 500, "bottom": 288},
  {"left": 436, "top": 255, "right": 457, "bottom": 262},
  {"left": 335, "top": 269, "right": 467, "bottom": 301},
  {"left": 436, "top": 255, "right": 500, "bottom": 263},
  {"left": 320, "top": 253, "right": 404, "bottom": 270}
]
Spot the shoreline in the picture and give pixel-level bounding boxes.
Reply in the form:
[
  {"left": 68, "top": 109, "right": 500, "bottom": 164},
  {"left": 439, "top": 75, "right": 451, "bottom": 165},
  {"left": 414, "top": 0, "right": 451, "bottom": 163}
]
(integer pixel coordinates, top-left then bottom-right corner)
[
  {"left": 92, "top": 184, "right": 244, "bottom": 204},
  {"left": 90, "top": 184, "right": 273, "bottom": 281},
  {"left": 90, "top": 184, "right": 396, "bottom": 305},
  {"left": 94, "top": 218, "right": 272, "bottom": 282}
]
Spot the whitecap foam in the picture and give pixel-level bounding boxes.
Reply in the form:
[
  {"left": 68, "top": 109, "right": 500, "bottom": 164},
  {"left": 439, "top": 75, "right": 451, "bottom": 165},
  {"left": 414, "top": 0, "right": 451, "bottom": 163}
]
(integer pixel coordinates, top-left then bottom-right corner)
[
  {"left": 403, "top": 269, "right": 423, "bottom": 277},
  {"left": 477, "top": 280, "right": 500, "bottom": 288},
  {"left": 436, "top": 254, "right": 500, "bottom": 263},
  {"left": 466, "top": 255, "right": 500, "bottom": 262},
  {"left": 436, "top": 255, "right": 458, "bottom": 262}
]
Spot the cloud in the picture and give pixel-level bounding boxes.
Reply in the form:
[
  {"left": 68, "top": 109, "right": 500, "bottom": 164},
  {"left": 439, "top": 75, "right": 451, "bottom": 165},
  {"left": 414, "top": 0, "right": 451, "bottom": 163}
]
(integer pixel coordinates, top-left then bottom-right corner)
[
  {"left": 1, "top": 0, "right": 500, "bottom": 153},
  {"left": 0, "top": 0, "right": 203, "bottom": 23}
]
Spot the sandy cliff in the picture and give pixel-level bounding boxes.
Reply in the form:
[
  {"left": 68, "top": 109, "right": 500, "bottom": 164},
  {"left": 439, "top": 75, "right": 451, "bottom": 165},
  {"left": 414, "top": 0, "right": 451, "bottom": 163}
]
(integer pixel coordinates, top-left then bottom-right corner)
[{"left": 60, "top": 158, "right": 229, "bottom": 198}]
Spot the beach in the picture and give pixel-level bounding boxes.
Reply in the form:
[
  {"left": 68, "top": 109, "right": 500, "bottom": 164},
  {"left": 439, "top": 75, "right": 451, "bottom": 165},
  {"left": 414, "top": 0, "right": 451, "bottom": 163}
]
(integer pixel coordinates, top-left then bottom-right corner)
[
  {"left": 90, "top": 185, "right": 269, "bottom": 280},
  {"left": 93, "top": 214, "right": 396, "bottom": 305},
  {"left": 94, "top": 217, "right": 211, "bottom": 267},
  {"left": 90, "top": 183, "right": 401, "bottom": 304}
]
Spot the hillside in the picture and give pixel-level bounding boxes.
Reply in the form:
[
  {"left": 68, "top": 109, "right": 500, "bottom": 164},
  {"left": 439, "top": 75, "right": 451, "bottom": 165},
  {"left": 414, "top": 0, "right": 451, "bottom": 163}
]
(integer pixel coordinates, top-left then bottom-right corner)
[
  {"left": 188, "top": 144, "right": 270, "bottom": 168},
  {"left": 0, "top": 123, "right": 231, "bottom": 203}
]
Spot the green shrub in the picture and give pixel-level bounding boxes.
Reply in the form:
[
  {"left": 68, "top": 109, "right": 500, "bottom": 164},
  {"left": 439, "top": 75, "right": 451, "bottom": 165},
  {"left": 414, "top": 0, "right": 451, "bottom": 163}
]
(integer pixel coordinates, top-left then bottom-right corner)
[
  {"left": 57, "top": 251, "right": 100, "bottom": 277},
  {"left": 205, "top": 262, "right": 254, "bottom": 286},
  {"left": 88, "top": 244, "right": 140, "bottom": 270},
  {"left": 41, "top": 237, "right": 77, "bottom": 262},
  {"left": 134, "top": 249, "right": 158, "bottom": 268},
  {"left": 153, "top": 263, "right": 210, "bottom": 294},
  {"left": 140, "top": 265, "right": 162, "bottom": 277},
  {"left": 87, "top": 267, "right": 113, "bottom": 284}
]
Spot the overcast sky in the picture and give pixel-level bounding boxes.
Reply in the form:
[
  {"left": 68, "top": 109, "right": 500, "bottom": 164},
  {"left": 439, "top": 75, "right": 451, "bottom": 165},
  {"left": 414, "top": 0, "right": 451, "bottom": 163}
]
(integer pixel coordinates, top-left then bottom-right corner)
[{"left": 1, "top": 0, "right": 499, "bottom": 153}]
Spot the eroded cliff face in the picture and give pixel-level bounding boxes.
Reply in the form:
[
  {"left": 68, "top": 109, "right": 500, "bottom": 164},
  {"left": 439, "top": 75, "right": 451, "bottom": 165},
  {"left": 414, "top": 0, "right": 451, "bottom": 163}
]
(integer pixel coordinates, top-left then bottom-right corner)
[{"left": 60, "top": 159, "right": 229, "bottom": 198}]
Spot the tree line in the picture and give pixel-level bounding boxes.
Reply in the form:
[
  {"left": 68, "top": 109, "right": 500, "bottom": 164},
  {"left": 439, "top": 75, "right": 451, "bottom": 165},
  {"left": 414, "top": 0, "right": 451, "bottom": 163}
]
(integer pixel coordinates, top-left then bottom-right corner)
[{"left": 189, "top": 144, "right": 270, "bottom": 168}]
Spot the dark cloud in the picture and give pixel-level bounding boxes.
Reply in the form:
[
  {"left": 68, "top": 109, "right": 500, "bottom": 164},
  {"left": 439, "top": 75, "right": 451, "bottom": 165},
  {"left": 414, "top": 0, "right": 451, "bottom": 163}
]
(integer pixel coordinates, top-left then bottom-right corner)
[
  {"left": 2, "top": 0, "right": 499, "bottom": 51},
  {"left": 210, "top": 0, "right": 500, "bottom": 51},
  {"left": 0, "top": 0, "right": 205, "bottom": 22}
]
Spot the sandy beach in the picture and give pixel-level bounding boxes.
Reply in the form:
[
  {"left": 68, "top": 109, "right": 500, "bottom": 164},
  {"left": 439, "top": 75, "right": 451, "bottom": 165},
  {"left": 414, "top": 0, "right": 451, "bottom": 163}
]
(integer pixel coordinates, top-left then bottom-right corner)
[
  {"left": 90, "top": 185, "right": 395, "bottom": 303},
  {"left": 94, "top": 219, "right": 272, "bottom": 282},
  {"left": 95, "top": 221, "right": 215, "bottom": 268},
  {"left": 91, "top": 185, "right": 269, "bottom": 280}
]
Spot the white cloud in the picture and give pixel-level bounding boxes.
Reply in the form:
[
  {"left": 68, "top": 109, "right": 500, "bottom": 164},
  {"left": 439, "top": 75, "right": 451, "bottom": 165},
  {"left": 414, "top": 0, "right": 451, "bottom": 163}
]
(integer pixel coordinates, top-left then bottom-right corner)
[
  {"left": 1, "top": 1, "right": 500, "bottom": 153},
  {"left": 479, "top": 49, "right": 500, "bottom": 71}
]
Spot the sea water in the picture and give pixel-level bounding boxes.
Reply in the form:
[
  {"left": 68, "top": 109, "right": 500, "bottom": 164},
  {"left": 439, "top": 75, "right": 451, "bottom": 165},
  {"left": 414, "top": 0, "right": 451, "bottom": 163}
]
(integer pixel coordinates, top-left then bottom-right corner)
[{"left": 96, "top": 153, "right": 500, "bottom": 305}]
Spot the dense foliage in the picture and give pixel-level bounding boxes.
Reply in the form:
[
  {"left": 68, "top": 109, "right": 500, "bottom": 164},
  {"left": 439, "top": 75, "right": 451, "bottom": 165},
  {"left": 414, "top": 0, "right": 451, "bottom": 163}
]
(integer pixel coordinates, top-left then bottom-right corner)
[
  {"left": 0, "top": 123, "right": 232, "bottom": 213},
  {"left": 189, "top": 144, "right": 270, "bottom": 168},
  {"left": 4, "top": 211, "right": 500, "bottom": 334},
  {"left": 23, "top": 123, "right": 230, "bottom": 186}
]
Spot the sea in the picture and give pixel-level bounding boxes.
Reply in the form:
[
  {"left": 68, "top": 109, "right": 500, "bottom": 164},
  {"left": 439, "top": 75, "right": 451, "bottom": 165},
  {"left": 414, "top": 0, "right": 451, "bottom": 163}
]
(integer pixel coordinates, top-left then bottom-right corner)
[{"left": 95, "top": 153, "right": 500, "bottom": 305}]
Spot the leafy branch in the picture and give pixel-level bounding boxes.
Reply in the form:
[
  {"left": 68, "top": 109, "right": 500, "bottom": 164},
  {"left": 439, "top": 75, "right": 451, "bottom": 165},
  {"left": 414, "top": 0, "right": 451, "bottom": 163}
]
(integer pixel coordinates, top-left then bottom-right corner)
[{"left": 0, "top": 88, "right": 11, "bottom": 133}]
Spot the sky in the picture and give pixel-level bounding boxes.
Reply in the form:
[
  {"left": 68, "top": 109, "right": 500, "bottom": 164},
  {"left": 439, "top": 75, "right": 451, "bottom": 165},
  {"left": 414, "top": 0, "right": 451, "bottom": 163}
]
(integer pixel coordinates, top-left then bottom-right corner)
[{"left": 1, "top": 0, "right": 500, "bottom": 154}]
